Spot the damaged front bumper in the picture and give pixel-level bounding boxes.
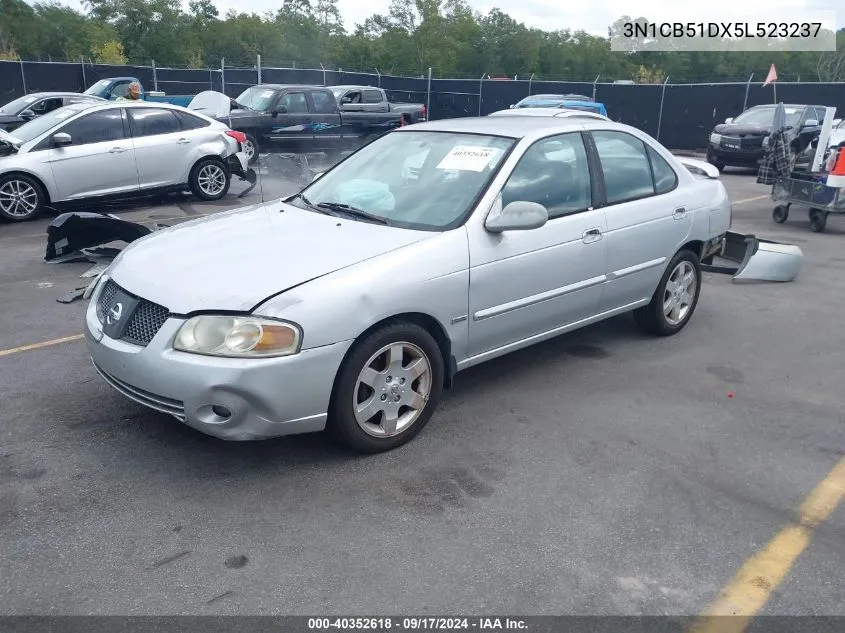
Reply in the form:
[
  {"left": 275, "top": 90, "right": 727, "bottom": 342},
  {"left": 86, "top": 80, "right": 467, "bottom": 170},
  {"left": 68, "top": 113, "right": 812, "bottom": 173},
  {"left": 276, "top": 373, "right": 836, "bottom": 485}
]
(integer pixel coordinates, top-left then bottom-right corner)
[{"left": 703, "top": 231, "right": 803, "bottom": 282}]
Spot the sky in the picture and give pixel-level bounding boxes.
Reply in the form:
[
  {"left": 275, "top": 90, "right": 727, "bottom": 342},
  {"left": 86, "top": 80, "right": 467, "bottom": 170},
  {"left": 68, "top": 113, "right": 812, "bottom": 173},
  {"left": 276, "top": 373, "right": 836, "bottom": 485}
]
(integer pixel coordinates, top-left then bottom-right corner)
[{"left": 54, "top": 0, "right": 839, "bottom": 37}]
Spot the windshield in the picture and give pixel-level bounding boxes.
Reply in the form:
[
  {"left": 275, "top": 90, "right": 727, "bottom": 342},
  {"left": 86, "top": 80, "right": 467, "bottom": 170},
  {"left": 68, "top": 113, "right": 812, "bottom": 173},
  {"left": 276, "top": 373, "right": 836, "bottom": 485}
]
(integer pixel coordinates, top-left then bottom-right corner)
[
  {"left": 733, "top": 106, "right": 802, "bottom": 127},
  {"left": 235, "top": 86, "right": 277, "bottom": 111},
  {"left": 9, "top": 104, "right": 87, "bottom": 144},
  {"left": 293, "top": 131, "right": 515, "bottom": 231},
  {"left": 83, "top": 79, "right": 111, "bottom": 95},
  {"left": 0, "top": 95, "right": 40, "bottom": 116}
]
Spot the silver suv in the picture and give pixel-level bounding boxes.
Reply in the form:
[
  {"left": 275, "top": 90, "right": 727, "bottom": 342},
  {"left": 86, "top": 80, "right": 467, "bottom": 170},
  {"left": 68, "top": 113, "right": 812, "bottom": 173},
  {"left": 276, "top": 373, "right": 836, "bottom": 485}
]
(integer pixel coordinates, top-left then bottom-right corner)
[{"left": 0, "top": 101, "right": 246, "bottom": 222}]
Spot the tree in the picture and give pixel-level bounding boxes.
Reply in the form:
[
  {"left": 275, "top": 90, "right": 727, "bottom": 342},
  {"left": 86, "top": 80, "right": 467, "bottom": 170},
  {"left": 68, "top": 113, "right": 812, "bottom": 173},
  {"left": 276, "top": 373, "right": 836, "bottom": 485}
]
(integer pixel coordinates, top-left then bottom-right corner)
[{"left": 92, "top": 39, "right": 128, "bottom": 64}]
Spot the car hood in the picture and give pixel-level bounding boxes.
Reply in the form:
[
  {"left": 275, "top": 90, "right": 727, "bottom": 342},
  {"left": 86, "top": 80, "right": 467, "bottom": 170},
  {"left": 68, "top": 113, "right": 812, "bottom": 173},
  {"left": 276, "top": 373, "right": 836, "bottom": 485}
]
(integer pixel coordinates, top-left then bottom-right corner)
[
  {"left": 107, "top": 202, "right": 433, "bottom": 314},
  {"left": 713, "top": 123, "right": 771, "bottom": 136}
]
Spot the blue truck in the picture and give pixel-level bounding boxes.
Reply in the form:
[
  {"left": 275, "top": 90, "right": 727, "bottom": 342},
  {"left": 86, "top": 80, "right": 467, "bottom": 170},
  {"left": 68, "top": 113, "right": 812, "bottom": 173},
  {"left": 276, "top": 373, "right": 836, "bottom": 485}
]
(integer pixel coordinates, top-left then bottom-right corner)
[
  {"left": 82, "top": 77, "right": 194, "bottom": 107},
  {"left": 509, "top": 93, "right": 608, "bottom": 117}
]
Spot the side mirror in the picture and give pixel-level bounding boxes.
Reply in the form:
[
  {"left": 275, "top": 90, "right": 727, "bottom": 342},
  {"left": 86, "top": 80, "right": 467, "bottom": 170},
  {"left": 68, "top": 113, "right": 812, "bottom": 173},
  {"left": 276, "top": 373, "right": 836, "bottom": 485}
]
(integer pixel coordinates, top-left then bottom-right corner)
[
  {"left": 20, "top": 109, "right": 36, "bottom": 119},
  {"left": 311, "top": 171, "right": 324, "bottom": 182},
  {"left": 803, "top": 119, "right": 819, "bottom": 128},
  {"left": 485, "top": 199, "right": 548, "bottom": 233},
  {"left": 271, "top": 105, "right": 287, "bottom": 117},
  {"left": 509, "top": 104, "right": 516, "bottom": 109},
  {"left": 52, "top": 132, "right": 72, "bottom": 147},
  {"left": 724, "top": 117, "right": 734, "bottom": 124},
  {"left": 340, "top": 96, "right": 352, "bottom": 104}
]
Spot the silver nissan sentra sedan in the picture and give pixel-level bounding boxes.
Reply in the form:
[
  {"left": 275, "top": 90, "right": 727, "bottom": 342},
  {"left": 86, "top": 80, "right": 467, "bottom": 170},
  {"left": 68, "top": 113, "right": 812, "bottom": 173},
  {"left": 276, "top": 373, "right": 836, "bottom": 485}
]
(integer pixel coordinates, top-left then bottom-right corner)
[{"left": 85, "top": 116, "right": 732, "bottom": 453}]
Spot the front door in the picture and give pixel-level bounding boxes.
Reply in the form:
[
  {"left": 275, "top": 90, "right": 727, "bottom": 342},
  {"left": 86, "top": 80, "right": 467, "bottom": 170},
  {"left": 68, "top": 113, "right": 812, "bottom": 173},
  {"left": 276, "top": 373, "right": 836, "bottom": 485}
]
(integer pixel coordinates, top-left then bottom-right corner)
[
  {"left": 467, "top": 132, "right": 609, "bottom": 359},
  {"left": 126, "top": 107, "right": 190, "bottom": 189},
  {"left": 47, "top": 108, "right": 139, "bottom": 200},
  {"left": 267, "top": 91, "right": 314, "bottom": 151},
  {"left": 589, "top": 130, "right": 692, "bottom": 312},
  {"left": 307, "top": 89, "right": 343, "bottom": 150}
]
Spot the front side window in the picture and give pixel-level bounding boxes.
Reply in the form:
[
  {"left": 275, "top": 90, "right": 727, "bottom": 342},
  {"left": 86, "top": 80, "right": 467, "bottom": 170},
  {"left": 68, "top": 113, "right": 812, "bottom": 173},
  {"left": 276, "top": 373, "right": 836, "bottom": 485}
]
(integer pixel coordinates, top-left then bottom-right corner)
[
  {"left": 128, "top": 108, "right": 182, "bottom": 137},
  {"left": 30, "top": 98, "right": 63, "bottom": 115},
  {"left": 501, "top": 132, "right": 592, "bottom": 219},
  {"left": 56, "top": 110, "right": 126, "bottom": 145},
  {"left": 294, "top": 130, "right": 515, "bottom": 231},
  {"left": 281, "top": 92, "right": 308, "bottom": 114},
  {"left": 592, "top": 130, "right": 655, "bottom": 204}
]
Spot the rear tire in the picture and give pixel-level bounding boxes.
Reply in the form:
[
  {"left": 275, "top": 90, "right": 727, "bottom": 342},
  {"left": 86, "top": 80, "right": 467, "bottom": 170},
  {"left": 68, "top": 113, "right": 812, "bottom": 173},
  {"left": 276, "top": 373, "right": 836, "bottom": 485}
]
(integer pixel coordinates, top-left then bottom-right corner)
[
  {"left": 189, "top": 158, "right": 230, "bottom": 201},
  {"left": 328, "top": 321, "right": 444, "bottom": 453},
  {"left": 0, "top": 173, "right": 46, "bottom": 222},
  {"left": 634, "top": 249, "right": 702, "bottom": 337}
]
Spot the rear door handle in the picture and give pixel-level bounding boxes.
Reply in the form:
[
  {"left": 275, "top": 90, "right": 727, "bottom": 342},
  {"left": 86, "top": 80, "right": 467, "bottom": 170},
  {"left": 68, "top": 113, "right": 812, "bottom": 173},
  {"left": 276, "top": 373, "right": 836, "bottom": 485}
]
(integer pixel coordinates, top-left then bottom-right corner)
[
  {"left": 582, "top": 227, "right": 603, "bottom": 244},
  {"left": 109, "top": 146, "right": 128, "bottom": 153},
  {"left": 176, "top": 138, "right": 191, "bottom": 144},
  {"left": 673, "top": 207, "right": 688, "bottom": 220}
]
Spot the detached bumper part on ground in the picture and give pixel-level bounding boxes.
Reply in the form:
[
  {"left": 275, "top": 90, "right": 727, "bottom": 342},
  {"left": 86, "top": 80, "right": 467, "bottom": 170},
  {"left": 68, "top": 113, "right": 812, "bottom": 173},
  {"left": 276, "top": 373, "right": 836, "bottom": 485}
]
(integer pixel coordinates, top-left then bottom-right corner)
[{"left": 703, "top": 231, "right": 803, "bottom": 283}]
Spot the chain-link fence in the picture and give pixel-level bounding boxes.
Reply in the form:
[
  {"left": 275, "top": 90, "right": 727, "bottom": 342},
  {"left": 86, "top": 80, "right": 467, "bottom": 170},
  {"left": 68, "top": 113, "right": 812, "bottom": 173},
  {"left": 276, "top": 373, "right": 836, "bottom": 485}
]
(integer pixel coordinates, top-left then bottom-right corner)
[{"left": 1, "top": 58, "right": 844, "bottom": 150}]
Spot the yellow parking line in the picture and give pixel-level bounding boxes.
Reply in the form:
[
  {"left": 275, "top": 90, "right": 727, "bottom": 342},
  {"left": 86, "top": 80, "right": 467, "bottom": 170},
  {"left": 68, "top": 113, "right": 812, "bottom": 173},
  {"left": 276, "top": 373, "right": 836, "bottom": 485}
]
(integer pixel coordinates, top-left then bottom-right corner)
[
  {"left": 689, "top": 457, "right": 845, "bottom": 633},
  {"left": 0, "top": 334, "right": 85, "bottom": 358},
  {"left": 732, "top": 195, "right": 769, "bottom": 206}
]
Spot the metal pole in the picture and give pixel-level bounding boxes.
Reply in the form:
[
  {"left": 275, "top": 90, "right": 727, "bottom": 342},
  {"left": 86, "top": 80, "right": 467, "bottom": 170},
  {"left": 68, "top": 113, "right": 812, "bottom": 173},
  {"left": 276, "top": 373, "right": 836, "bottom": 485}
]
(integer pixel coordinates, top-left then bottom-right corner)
[
  {"left": 656, "top": 75, "right": 669, "bottom": 142},
  {"left": 80, "top": 55, "right": 87, "bottom": 89},
  {"left": 773, "top": 81, "right": 777, "bottom": 104},
  {"left": 592, "top": 75, "right": 600, "bottom": 101},
  {"left": 152, "top": 60, "right": 158, "bottom": 92},
  {"left": 320, "top": 63, "right": 326, "bottom": 86},
  {"left": 221, "top": 57, "right": 225, "bottom": 94},
  {"left": 20, "top": 59, "right": 26, "bottom": 94},
  {"left": 426, "top": 67, "right": 432, "bottom": 119},
  {"left": 528, "top": 72, "right": 534, "bottom": 95},
  {"left": 257, "top": 54, "right": 262, "bottom": 84},
  {"left": 209, "top": 67, "right": 212, "bottom": 89},
  {"left": 375, "top": 68, "right": 381, "bottom": 87},
  {"left": 742, "top": 73, "right": 753, "bottom": 111},
  {"left": 478, "top": 73, "right": 485, "bottom": 116}
]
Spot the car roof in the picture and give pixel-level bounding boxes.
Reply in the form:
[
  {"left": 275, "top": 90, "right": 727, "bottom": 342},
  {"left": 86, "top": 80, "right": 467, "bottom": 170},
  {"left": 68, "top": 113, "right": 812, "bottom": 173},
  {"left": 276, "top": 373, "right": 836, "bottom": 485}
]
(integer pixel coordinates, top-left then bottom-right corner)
[
  {"left": 15, "top": 92, "right": 101, "bottom": 99},
  {"left": 250, "top": 84, "right": 324, "bottom": 90},
  {"left": 489, "top": 107, "right": 608, "bottom": 119},
  {"left": 330, "top": 85, "right": 379, "bottom": 90},
  {"left": 399, "top": 116, "right": 624, "bottom": 140}
]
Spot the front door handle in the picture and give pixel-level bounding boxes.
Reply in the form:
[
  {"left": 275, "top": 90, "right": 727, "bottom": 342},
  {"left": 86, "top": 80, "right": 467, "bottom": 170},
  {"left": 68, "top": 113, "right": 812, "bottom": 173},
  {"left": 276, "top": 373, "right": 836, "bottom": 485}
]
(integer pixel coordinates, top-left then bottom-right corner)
[
  {"left": 673, "top": 207, "right": 688, "bottom": 220},
  {"left": 109, "top": 146, "right": 128, "bottom": 153},
  {"left": 582, "top": 227, "right": 603, "bottom": 244},
  {"left": 176, "top": 138, "right": 191, "bottom": 144}
]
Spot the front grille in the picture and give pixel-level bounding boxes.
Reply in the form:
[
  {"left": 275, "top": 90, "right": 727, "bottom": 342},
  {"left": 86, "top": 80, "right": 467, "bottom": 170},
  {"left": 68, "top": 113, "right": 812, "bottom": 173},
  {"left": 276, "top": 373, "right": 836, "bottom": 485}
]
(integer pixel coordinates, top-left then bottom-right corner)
[
  {"left": 97, "top": 279, "right": 171, "bottom": 347},
  {"left": 123, "top": 300, "right": 170, "bottom": 346},
  {"left": 96, "top": 279, "right": 118, "bottom": 322},
  {"left": 93, "top": 360, "right": 186, "bottom": 421}
]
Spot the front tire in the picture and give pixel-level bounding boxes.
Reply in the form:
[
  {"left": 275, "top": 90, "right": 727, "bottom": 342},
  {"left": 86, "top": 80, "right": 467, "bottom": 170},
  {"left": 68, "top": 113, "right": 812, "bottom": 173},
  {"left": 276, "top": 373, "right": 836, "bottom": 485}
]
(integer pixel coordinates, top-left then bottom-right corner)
[
  {"left": 189, "top": 158, "right": 230, "bottom": 201},
  {"left": 328, "top": 321, "right": 444, "bottom": 453},
  {"left": 0, "top": 174, "right": 46, "bottom": 222},
  {"left": 634, "top": 250, "right": 702, "bottom": 337}
]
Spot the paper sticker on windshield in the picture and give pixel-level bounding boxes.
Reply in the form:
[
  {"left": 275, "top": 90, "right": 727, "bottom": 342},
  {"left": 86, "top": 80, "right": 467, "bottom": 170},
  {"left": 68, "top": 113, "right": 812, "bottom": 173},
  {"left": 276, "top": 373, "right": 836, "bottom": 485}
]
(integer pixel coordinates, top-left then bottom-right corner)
[
  {"left": 437, "top": 146, "right": 499, "bottom": 172},
  {"left": 260, "top": 90, "right": 275, "bottom": 99}
]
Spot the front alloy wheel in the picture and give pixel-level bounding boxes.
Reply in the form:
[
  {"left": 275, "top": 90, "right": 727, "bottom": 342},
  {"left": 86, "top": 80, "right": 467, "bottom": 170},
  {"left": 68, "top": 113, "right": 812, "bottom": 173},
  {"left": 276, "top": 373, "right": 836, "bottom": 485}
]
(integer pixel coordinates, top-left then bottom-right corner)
[
  {"left": 0, "top": 175, "right": 44, "bottom": 222},
  {"left": 329, "top": 322, "right": 444, "bottom": 453}
]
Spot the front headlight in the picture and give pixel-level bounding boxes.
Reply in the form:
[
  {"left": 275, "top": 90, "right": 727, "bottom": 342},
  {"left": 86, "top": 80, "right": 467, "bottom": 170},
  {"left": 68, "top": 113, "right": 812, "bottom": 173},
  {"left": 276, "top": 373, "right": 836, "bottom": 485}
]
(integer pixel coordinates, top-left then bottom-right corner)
[
  {"left": 173, "top": 315, "right": 302, "bottom": 358},
  {"left": 710, "top": 133, "right": 722, "bottom": 144}
]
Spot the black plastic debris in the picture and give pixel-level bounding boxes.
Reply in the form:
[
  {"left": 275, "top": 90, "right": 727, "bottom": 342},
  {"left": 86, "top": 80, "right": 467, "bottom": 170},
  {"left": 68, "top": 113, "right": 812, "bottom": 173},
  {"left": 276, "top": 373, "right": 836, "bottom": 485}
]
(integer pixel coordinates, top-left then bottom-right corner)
[{"left": 45, "top": 212, "right": 151, "bottom": 262}]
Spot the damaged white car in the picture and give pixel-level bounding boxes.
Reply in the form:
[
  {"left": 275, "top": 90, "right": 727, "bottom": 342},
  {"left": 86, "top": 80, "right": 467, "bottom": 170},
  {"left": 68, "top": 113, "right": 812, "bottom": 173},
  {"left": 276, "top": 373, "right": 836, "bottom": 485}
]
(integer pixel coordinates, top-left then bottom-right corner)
[{"left": 87, "top": 116, "right": 741, "bottom": 452}]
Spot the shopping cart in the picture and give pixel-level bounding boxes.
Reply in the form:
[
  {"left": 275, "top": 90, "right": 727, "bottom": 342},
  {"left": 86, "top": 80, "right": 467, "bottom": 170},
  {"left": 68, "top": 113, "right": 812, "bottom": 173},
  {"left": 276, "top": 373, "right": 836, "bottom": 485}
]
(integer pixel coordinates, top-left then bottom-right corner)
[{"left": 771, "top": 173, "right": 845, "bottom": 233}]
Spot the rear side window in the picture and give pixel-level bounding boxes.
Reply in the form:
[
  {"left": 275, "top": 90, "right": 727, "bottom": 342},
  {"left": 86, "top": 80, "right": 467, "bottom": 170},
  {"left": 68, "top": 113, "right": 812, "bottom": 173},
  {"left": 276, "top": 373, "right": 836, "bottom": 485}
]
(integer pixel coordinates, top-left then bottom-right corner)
[
  {"left": 309, "top": 91, "right": 337, "bottom": 114},
  {"left": 362, "top": 90, "right": 383, "bottom": 104},
  {"left": 646, "top": 146, "right": 678, "bottom": 194},
  {"left": 56, "top": 109, "right": 125, "bottom": 146},
  {"left": 128, "top": 108, "right": 182, "bottom": 137},
  {"left": 591, "top": 130, "right": 655, "bottom": 204},
  {"left": 174, "top": 110, "right": 210, "bottom": 130}
]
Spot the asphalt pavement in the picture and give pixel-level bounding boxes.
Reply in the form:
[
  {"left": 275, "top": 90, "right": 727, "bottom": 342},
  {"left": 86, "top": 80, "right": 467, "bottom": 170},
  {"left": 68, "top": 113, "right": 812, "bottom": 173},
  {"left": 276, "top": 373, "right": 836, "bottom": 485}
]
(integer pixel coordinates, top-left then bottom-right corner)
[{"left": 1, "top": 163, "right": 844, "bottom": 617}]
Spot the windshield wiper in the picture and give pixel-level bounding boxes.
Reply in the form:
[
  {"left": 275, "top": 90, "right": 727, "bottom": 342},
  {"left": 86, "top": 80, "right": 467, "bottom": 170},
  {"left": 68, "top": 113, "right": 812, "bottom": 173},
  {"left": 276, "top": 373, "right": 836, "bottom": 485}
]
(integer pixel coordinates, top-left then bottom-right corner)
[
  {"left": 287, "top": 192, "right": 336, "bottom": 216},
  {"left": 314, "top": 202, "right": 391, "bottom": 226}
]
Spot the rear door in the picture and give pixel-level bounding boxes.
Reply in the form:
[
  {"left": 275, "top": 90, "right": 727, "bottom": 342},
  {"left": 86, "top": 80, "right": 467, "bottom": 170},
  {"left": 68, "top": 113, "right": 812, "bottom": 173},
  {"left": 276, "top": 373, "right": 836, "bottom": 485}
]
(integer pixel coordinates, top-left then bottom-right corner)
[
  {"left": 588, "top": 129, "right": 692, "bottom": 313},
  {"left": 306, "top": 89, "right": 342, "bottom": 150},
  {"left": 46, "top": 108, "right": 139, "bottom": 200},
  {"left": 361, "top": 89, "right": 389, "bottom": 113},
  {"left": 126, "top": 107, "right": 191, "bottom": 189}
]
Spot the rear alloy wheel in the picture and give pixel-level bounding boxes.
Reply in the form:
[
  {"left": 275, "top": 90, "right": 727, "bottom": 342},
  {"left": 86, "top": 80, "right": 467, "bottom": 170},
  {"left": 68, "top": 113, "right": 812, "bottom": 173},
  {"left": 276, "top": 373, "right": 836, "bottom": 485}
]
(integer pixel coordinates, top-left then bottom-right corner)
[
  {"left": 0, "top": 174, "right": 45, "bottom": 222},
  {"left": 634, "top": 250, "right": 702, "bottom": 337},
  {"left": 189, "top": 158, "right": 230, "bottom": 201},
  {"left": 328, "top": 322, "right": 444, "bottom": 453}
]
